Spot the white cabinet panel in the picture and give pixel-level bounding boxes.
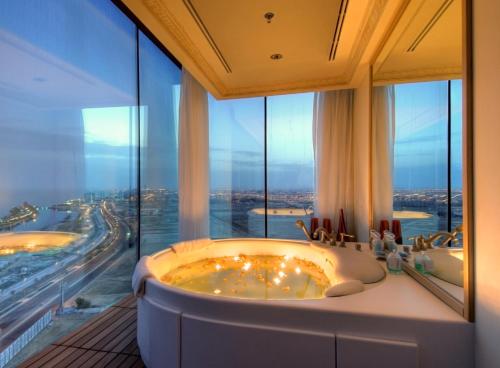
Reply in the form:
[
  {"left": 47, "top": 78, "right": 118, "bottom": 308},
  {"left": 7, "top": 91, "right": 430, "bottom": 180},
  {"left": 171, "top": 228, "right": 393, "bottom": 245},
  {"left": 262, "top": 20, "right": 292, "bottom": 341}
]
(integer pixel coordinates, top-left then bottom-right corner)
[
  {"left": 337, "top": 334, "right": 418, "bottom": 368},
  {"left": 182, "top": 315, "right": 335, "bottom": 368}
]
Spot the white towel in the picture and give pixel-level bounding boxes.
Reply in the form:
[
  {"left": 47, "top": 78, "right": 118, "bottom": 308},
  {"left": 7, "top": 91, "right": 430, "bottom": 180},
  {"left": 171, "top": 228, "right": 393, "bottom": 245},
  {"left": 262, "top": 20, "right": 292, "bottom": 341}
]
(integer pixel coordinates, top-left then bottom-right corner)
[{"left": 132, "top": 256, "right": 156, "bottom": 297}]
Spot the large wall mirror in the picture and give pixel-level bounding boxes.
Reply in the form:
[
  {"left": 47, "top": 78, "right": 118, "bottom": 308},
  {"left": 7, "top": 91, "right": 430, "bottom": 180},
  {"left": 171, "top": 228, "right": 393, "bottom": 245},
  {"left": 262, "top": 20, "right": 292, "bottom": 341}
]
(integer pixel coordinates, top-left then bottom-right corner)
[{"left": 371, "top": 0, "right": 473, "bottom": 320}]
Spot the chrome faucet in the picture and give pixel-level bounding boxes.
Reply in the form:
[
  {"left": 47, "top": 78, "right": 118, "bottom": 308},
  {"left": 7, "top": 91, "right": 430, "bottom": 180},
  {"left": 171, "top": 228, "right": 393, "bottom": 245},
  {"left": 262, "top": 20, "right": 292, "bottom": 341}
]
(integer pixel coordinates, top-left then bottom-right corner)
[
  {"left": 295, "top": 220, "right": 312, "bottom": 242},
  {"left": 410, "top": 227, "right": 460, "bottom": 251},
  {"left": 451, "top": 224, "right": 463, "bottom": 238},
  {"left": 339, "top": 233, "right": 354, "bottom": 247},
  {"left": 409, "top": 235, "right": 426, "bottom": 252},
  {"left": 423, "top": 231, "right": 459, "bottom": 248},
  {"left": 313, "top": 227, "right": 337, "bottom": 246}
]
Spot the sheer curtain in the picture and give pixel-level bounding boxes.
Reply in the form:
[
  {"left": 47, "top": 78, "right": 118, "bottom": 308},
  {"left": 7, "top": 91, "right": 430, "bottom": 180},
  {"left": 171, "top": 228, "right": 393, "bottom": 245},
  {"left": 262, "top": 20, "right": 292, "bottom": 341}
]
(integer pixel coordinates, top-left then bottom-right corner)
[
  {"left": 178, "top": 69, "right": 209, "bottom": 241},
  {"left": 313, "top": 89, "right": 354, "bottom": 233},
  {"left": 371, "top": 85, "right": 395, "bottom": 229}
]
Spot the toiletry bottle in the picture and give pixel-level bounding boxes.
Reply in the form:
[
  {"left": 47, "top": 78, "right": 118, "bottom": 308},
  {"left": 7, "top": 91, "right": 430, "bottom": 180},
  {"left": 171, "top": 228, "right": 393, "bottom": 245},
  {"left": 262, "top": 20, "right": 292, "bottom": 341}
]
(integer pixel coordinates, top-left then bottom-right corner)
[
  {"left": 399, "top": 245, "right": 411, "bottom": 260},
  {"left": 387, "top": 249, "right": 403, "bottom": 274},
  {"left": 392, "top": 220, "right": 403, "bottom": 244},
  {"left": 423, "top": 252, "right": 434, "bottom": 274},
  {"left": 323, "top": 218, "right": 333, "bottom": 234},
  {"left": 369, "top": 229, "right": 380, "bottom": 249},
  {"left": 415, "top": 251, "right": 425, "bottom": 273},
  {"left": 369, "top": 229, "right": 385, "bottom": 258},
  {"left": 310, "top": 217, "right": 319, "bottom": 240},
  {"left": 383, "top": 230, "right": 398, "bottom": 252}
]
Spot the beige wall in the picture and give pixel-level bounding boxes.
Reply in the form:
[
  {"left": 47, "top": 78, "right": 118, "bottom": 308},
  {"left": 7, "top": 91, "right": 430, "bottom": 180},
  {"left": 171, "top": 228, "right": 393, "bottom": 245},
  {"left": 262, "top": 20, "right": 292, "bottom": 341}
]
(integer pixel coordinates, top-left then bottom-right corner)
[
  {"left": 352, "top": 67, "right": 371, "bottom": 242},
  {"left": 473, "top": 0, "right": 500, "bottom": 366}
]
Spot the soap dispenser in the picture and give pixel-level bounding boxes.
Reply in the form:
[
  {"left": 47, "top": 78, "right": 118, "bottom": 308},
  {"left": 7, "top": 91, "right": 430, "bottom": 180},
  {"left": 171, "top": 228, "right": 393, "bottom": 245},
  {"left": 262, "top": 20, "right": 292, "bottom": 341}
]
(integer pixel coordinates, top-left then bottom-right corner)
[{"left": 386, "top": 249, "right": 403, "bottom": 274}]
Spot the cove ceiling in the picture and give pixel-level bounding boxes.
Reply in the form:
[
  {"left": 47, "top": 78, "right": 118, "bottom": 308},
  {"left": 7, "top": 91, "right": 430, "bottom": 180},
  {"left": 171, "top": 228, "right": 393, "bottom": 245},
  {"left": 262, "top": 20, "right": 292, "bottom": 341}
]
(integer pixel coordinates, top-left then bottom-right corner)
[
  {"left": 120, "top": 0, "right": 405, "bottom": 98},
  {"left": 120, "top": 0, "right": 460, "bottom": 98}
]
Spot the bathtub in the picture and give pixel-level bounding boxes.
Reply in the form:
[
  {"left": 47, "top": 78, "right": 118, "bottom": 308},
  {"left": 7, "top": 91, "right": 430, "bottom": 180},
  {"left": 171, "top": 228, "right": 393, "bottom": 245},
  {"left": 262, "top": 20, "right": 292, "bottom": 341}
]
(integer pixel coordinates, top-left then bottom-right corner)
[{"left": 135, "top": 238, "right": 473, "bottom": 368}]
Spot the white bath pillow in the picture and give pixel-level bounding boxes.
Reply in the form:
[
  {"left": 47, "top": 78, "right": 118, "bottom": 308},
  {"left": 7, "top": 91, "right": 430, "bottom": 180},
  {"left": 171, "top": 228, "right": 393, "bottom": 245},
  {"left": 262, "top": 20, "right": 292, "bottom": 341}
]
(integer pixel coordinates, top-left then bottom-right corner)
[{"left": 325, "top": 279, "right": 364, "bottom": 297}]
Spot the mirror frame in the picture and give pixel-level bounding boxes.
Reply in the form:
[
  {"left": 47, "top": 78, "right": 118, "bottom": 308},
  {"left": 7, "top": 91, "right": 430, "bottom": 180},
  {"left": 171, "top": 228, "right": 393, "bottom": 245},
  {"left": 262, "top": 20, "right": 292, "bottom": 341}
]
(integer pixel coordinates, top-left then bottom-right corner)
[{"left": 368, "top": 0, "right": 474, "bottom": 321}]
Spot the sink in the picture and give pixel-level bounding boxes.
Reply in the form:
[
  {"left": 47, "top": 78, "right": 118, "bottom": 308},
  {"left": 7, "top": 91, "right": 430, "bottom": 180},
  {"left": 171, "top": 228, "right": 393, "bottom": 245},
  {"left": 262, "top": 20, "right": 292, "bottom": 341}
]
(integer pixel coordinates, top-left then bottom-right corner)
[{"left": 426, "top": 247, "right": 463, "bottom": 286}]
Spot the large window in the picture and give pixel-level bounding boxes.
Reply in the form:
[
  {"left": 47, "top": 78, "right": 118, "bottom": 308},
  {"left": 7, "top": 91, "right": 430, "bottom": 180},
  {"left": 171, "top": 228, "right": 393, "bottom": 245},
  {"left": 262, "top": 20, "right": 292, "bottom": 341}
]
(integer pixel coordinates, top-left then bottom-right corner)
[
  {"left": 139, "top": 32, "right": 181, "bottom": 256},
  {"left": 209, "top": 97, "right": 265, "bottom": 238},
  {"left": 267, "top": 93, "right": 315, "bottom": 239},
  {"left": 450, "top": 80, "right": 463, "bottom": 236},
  {"left": 0, "top": 1, "right": 182, "bottom": 366},
  {"left": 393, "top": 80, "right": 463, "bottom": 242},
  {"left": 208, "top": 94, "right": 315, "bottom": 239}
]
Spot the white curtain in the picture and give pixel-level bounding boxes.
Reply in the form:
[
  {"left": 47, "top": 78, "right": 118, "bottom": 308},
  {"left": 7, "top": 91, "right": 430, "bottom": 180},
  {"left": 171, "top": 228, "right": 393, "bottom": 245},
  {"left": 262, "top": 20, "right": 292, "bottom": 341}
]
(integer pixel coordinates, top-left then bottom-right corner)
[
  {"left": 371, "top": 86, "right": 395, "bottom": 229},
  {"left": 178, "top": 69, "right": 209, "bottom": 241},
  {"left": 313, "top": 89, "right": 354, "bottom": 233}
]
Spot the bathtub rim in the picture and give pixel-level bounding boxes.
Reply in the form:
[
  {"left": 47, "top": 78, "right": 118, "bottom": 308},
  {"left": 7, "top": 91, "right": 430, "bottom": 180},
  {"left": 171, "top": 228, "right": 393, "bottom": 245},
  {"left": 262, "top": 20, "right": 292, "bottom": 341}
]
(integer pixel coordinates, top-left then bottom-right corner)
[{"left": 146, "top": 237, "right": 386, "bottom": 301}]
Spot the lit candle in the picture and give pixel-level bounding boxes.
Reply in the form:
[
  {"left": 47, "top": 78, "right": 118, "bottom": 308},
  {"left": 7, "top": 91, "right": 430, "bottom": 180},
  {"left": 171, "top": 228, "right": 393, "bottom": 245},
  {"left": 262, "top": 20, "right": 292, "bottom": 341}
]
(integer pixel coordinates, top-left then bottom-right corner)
[
  {"left": 273, "top": 277, "right": 281, "bottom": 285},
  {"left": 295, "top": 267, "right": 301, "bottom": 275}
]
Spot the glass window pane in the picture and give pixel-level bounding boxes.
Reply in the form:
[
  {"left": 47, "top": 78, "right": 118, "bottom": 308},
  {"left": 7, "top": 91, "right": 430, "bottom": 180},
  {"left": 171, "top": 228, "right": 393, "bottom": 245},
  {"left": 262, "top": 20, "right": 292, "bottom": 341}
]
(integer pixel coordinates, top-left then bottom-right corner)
[
  {"left": 267, "top": 93, "right": 315, "bottom": 239},
  {"left": 209, "top": 96, "right": 265, "bottom": 238},
  {"left": 450, "top": 79, "right": 463, "bottom": 244},
  {"left": 138, "top": 32, "right": 181, "bottom": 256},
  {"left": 393, "top": 81, "right": 449, "bottom": 240},
  {"left": 0, "top": 0, "right": 137, "bottom": 364}
]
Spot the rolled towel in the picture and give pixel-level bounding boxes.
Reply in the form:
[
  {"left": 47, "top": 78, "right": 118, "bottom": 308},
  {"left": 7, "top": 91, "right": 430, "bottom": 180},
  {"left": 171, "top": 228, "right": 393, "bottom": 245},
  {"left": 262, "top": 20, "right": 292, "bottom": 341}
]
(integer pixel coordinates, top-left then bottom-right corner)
[{"left": 132, "top": 256, "right": 156, "bottom": 298}]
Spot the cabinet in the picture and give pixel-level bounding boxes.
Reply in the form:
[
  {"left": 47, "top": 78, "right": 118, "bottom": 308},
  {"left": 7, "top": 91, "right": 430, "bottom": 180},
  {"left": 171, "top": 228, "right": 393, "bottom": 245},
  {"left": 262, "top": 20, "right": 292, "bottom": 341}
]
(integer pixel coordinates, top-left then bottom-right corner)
[{"left": 337, "top": 334, "right": 418, "bottom": 368}]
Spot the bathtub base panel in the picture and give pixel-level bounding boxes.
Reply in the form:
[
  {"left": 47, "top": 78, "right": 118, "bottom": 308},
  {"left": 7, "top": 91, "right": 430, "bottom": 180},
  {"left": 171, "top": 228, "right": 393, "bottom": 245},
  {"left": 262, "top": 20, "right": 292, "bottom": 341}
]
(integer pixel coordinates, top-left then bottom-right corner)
[
  {"left": 336, "top": 335, "right": 418, "bottom": 368},
  {"left": 182, "top": 315, "right": 335, "bottom": 368}
]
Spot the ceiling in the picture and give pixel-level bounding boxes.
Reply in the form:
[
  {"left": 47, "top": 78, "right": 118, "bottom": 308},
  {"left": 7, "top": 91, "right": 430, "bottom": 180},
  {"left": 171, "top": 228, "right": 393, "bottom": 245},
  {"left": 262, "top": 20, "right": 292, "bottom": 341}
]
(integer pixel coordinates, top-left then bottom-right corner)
[
  {"left": 373, "top": 0, "right": 462, "bottom": 85},
  {"left": 121, "top": 0, "right": 408, "bottom": 99}
]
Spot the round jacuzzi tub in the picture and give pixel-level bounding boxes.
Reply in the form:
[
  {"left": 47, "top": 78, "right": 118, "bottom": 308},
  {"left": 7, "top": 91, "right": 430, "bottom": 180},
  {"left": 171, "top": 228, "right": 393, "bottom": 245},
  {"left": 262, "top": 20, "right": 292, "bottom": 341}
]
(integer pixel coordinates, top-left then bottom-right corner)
[{"left": 133, "top": 238, "right": 385, "bottom": 368}]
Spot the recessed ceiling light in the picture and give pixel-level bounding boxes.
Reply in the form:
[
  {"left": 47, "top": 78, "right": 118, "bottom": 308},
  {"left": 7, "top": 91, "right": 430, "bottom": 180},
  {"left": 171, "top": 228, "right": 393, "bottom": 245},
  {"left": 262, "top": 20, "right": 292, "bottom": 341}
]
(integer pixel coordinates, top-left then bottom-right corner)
[
  {"left": 270, "top": 53, "right": 283, "bottom": 60},
  {"left": 264, "top": 12, "right": 275, "bottom": 23}
]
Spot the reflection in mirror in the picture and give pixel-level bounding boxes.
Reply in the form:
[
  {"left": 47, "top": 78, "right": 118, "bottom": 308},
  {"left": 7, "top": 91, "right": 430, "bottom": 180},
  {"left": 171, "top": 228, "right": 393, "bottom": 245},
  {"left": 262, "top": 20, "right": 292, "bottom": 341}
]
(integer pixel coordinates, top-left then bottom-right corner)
[{"left": 371, "top": 0, "right": 466, "bottom": 308}]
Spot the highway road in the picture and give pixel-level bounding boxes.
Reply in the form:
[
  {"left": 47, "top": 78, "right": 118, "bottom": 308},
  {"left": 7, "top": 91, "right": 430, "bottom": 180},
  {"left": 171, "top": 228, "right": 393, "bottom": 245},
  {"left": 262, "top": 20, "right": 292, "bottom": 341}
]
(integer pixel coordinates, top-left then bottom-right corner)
[{"left": 0, "top": 201, "right": 133, "bottom": 351}]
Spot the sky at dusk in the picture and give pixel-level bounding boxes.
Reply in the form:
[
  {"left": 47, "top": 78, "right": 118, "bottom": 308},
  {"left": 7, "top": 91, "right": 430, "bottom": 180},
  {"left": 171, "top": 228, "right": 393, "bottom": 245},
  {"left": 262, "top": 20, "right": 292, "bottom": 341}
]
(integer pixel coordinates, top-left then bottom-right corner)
[
  {"left": 394, "top": 80, "right": 462, "bottom": 190},
  {"left": 0, "top": 0, "right": 462, "bottom": 216}
]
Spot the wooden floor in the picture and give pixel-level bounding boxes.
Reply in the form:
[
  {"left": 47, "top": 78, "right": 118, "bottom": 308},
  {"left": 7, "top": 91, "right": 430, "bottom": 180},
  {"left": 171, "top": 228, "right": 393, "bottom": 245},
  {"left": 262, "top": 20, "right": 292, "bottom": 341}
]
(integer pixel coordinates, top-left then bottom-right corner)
[{"left": 19, "top": 295, "right": 144, "bottom": 368}]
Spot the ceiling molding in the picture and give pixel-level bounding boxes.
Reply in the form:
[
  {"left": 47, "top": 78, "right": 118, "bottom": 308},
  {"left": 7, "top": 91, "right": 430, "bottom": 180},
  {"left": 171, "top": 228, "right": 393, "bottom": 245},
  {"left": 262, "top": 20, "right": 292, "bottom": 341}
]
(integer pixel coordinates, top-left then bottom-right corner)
[
  {"left": 143, "top": 0, "right": 228, "bottom": 94},
  {"left": 369, "top": 0, "right": 412, "bottom": 66},
  {"left": 372, "top": 0, "right": 426, "bottom": 76},
  {"left": 373, "top": 66, "right": 462, "bottom": 85},
  {"left": 182, "top": 0, "right": 232, "bottom": 73},
  {"left": 343, "top": 0, "right": 390, "bottom": 83},
  {"left": 221, "top": 75, "right": 349, "bottom": 99}
]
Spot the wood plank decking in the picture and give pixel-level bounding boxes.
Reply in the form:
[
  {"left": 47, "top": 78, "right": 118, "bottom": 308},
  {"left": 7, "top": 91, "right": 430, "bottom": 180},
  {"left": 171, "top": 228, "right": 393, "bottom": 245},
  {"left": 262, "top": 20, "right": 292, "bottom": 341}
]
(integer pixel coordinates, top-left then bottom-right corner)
[{"left": 18, "top": 295, "right": 144, "bottom": 368}]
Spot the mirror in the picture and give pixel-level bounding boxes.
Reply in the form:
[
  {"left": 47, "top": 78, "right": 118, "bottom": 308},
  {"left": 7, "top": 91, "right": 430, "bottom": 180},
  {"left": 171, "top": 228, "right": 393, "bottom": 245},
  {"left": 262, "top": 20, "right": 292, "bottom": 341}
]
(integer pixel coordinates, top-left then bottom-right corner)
[{"left": 371, "top": 0, "right": 473, "bottom": 319}]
